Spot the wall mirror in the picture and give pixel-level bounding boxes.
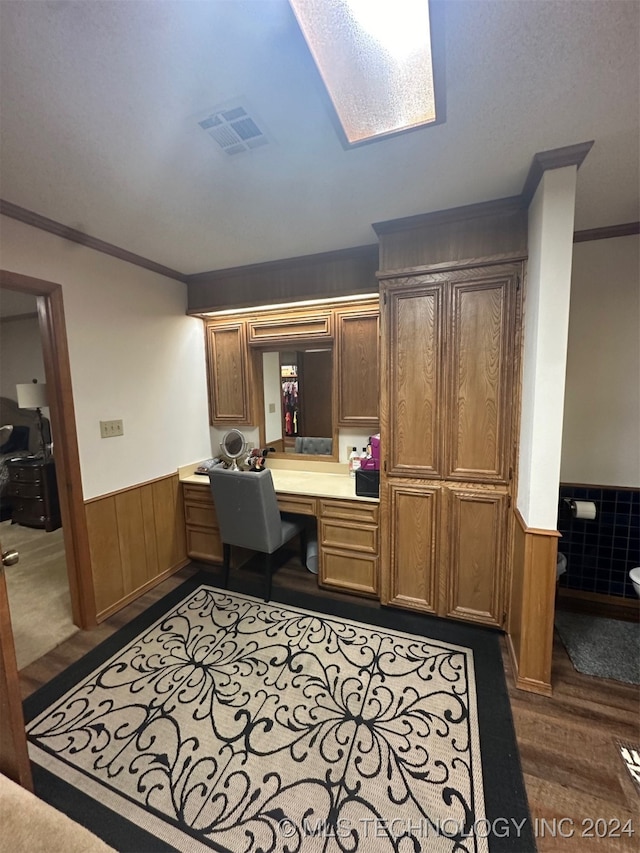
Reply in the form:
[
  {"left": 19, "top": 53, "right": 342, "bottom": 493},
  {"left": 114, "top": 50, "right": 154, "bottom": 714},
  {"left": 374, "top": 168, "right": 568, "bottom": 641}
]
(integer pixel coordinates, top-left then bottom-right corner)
[{"left": 260, "top": 349, "right": 337, "bottom": 461}]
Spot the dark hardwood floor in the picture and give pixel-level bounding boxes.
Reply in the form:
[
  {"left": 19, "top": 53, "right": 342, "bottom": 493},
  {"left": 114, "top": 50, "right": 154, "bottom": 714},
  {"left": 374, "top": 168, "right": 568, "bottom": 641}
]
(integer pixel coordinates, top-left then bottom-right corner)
[{"left": 19, "top": 559, "right": 640, "bottom": 852}]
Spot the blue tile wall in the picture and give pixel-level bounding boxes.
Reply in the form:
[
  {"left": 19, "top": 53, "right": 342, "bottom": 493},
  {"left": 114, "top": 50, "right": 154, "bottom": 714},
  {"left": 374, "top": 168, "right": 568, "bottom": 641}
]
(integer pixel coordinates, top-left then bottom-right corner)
[{"left": 558, "top": 485, "right": 640, "bottom": 598}]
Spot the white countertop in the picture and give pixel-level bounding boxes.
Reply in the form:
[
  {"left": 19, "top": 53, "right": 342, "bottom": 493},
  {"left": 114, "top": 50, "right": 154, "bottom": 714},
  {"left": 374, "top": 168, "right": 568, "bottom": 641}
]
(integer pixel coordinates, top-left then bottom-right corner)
[{"left": 179, "top": 464, "right": 379, "bottom": 503}]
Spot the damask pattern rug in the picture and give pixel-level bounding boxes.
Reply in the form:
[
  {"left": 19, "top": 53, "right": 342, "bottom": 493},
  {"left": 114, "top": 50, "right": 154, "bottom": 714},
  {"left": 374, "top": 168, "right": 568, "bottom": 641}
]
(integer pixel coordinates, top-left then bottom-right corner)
[{"left": 24, "top": 573, "right": 535, "bottom": 853}]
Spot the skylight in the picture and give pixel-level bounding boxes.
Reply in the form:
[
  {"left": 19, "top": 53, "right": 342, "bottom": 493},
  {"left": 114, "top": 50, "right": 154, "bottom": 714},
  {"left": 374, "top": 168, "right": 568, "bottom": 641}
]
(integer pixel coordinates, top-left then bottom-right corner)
[{"left": 289, "top": 0, "right": 437, "bottom": 145}]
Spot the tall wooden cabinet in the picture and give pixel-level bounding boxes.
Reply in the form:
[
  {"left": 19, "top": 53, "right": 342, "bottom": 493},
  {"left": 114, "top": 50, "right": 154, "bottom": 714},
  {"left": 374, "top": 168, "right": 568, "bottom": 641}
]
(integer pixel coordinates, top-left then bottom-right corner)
[{"left": 380, "top": 263, "right": 521, "bottom": 627}]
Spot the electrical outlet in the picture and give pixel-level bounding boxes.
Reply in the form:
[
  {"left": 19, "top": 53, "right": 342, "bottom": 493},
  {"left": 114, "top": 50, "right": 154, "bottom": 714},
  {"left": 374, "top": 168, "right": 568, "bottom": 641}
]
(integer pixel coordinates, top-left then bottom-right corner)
[
  {"left": 268, "top": 403, "right": 276, "bottom": 413},
  {"left": 100, "top": 419, "right": 124, "bottom": 438}
]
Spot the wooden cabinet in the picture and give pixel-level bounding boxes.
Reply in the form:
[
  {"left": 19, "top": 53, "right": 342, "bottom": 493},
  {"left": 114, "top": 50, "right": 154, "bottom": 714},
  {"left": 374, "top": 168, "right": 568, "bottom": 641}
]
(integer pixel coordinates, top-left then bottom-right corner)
[
  {"left": 384, "top": 266, "right": 517, "bottom": 483},
  {"left": 447, "top": 274, "right": 515, "bottom": 483},
  {"left": 205, "top": 322, "right": 253, "bottom": 426},
  {"left": 383, "top": 482, "right": 440, "bottom": 613},
  {"left": 445, "top": 486, "right": 507, "bottom": 625},
  {"left": 386, "top": 282, "right": 444, "bottom": 478},
  {"left": 5, "top": 458, "right": 61, "bottom": 532},
  {"left": 318, "top": 498, "right": 379, "bottom": 597},
  {"left": 380, "top": 263, "right": 520, "bottom": 628},
  {"left": 182, "top": 483, "right": 223, "bottom": 563},
  {"left": 335, "top": 306, "right": 379, "bottom": 429},
  {"left": 247, "top": 310, "right": 333, "bottom": 346},
  {"left": 203, "top": 298, "right": 379, "bottom": 441}
]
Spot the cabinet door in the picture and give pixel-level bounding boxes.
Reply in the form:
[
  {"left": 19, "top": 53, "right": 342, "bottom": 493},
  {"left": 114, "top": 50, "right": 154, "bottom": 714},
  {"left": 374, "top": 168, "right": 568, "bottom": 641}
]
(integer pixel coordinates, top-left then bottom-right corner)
[
  {"left": 205, "top": 322, "right": 252, "bottom": 425},
  {"left": 445, "top": 487, "right": 507, "bottom": 627},
  {"left": 382, "top": 482, "right": 440, "bottom": 613},
  {"left": 335, "top": 308, "right": 379, "bottom": 429},
  {"left": 384, "top": 283, "right": 444, "bottom": 478},
  {"left": 447, "top": 271, "right": 516, "bottom": 482}
]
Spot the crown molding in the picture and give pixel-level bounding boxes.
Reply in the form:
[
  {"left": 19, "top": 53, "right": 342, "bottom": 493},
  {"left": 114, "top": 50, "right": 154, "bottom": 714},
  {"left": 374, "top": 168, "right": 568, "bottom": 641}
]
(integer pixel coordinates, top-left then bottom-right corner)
[
  {"left": 520, "top": 141, "right": 594, "bottom": 206},
  {"left": 573, "top": 221, "right": 639, "bottom": 243},
  {"left": 0, "top": 200, "right": 187, "bottom": 283}
]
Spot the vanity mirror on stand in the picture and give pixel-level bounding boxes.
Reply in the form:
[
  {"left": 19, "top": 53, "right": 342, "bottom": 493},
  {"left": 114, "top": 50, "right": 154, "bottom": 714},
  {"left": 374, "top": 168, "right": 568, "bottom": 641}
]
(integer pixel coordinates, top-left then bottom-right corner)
[{"left": 219, "top": 429, "right": 247, "bottom": 469}]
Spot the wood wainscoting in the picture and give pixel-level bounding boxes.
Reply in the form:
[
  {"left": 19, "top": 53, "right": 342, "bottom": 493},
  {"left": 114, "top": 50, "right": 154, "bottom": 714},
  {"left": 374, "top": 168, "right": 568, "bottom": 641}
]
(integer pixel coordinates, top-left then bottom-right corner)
[
  {"left": 85, "top": 473, "right": 188, "bottom": 621},
  {"left": 507, "top": 507, "right": 560, "bottom": 695}
]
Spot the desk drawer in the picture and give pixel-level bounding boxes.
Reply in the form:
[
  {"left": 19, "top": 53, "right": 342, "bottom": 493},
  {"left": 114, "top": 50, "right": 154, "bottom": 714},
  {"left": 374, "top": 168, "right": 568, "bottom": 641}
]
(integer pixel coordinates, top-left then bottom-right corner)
[
  {"left": 186, "top": 526, "right": 222, "bottom": 563},
  {"left": 184, "top": 501, "right": 217, "bottom": 529},
  {"left": 277, "top": 495, "right": 317, "bottom": 516},
  {"left": 319, "top": 499, "right": 378, "bottom": 524},
  {"left": 320, "top": 519, "right": 378, "bottom": 555},
  {"left": 183, "top": 483, "right": 213, "bottom": 504},
  {"left": 320, "top": 549, "right": 378, "bottom": 597}
]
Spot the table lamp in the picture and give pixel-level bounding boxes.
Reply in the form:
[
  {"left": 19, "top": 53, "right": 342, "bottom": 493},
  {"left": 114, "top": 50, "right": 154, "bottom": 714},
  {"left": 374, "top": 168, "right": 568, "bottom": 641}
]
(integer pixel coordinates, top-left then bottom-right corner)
[{"left": 16, "top": 380, "right": 48, "bottom": 458}]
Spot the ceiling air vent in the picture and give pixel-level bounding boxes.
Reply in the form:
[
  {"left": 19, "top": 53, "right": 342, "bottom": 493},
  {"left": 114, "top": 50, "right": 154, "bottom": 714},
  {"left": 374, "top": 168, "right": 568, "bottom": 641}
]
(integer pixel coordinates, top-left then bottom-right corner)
[{"left": 198, "top": 105, "right": 269, "bottom": 156}]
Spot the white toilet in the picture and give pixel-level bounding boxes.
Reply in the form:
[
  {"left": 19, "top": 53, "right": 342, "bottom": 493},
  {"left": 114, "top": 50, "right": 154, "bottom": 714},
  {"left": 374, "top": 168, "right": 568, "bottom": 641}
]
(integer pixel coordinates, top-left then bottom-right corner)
[{"left": 630, "top": 567, "right": 640, "bottom": 598}]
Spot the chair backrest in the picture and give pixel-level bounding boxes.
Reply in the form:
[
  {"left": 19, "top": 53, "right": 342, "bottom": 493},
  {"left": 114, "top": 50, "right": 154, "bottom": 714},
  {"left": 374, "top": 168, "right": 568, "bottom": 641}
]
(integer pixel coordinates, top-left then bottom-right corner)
[
  {"left": 208, "top": 467, "right": 284, "bottom": 553},
  {"left": 294, "top": 436, "right": 333, "bottom": 455}
]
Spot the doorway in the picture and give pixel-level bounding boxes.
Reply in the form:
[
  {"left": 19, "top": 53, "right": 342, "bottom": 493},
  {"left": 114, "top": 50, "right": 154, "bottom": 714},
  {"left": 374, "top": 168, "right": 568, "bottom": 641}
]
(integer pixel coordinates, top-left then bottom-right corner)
[
  {"left": 0, "top": 287, "right": 78, "bottom": 665},
  {"left": 0, "top": 270, "right": 95, "bottom": 636}
]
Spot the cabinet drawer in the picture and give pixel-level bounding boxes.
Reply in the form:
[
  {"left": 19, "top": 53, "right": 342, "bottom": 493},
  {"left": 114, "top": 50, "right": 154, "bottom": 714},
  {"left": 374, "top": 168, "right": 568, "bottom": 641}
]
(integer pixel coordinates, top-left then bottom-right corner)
[
  {"left": 8, "top": 466, "right": 43, "bottom": 484},
  {"left": 277, "top": 495, "right": 317, "bottom": 516},
  {"left": 186, "top": 527, "right": 223, "bottom": 563},
  {"left": 319, "top": 549, "right": 378, "bottom": 597},
  {"left": 320, "top": 519, "right": 378, "bottom": 555},
  {"left": 184, "top": 501, "right": 218, "bottom": 529},
  {"left": 247, "top": 312, "right": 333, "bottom": 345},
  {"left": 319, "top": 499, "right": 378, "bottom": 524},
  {"left": 183, "top": 484, "right": 213, "bottom": 504},
  {"left": 12, "top": 497, "right": 46, "bottom": 522},
  {"left": 6, "top": 481, "right": 43, "bottom": 499}
]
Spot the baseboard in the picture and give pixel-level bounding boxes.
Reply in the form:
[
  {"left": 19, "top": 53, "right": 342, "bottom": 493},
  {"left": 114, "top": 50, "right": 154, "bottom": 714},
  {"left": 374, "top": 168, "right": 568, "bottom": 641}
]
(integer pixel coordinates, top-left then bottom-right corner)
[
  {"left": 506, "top": 633, "right": 553, "bottom": 697},
  {"left": 557, "top": 588, "right": 639, "bottom": 622},
  {"left": 96, "top": 558, "right": 190, "bottom": 622}
]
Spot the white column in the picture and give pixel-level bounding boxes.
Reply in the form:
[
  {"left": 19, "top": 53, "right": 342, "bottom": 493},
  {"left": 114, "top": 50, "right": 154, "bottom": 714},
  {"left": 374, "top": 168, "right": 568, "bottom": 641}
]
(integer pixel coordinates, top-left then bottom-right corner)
[{"left": 517, "top": 166, "right": 578, "bottom": 530}]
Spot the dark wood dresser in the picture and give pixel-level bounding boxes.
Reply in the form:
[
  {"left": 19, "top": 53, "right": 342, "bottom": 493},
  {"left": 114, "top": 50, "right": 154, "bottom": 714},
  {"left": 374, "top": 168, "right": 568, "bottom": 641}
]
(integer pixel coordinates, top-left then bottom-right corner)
[{"left": 5, "top": 457, "right": 61, "bottom": 532}]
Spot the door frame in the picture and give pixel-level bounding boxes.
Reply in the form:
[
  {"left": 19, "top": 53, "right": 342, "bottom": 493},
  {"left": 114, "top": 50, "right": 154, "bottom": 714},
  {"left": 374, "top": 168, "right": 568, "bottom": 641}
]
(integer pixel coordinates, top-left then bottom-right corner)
[
  {"left": 1, "top": 269, "right": 96, "bottom": 629},
  {"left": 0, "top": 561, "right": 32, "bottom": 789}
]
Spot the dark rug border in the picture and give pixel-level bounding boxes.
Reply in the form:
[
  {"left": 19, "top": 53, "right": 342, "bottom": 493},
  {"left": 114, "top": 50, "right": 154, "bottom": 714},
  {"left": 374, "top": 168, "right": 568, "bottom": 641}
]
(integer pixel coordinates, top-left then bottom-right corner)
[{"left": 24, "top": 567, "right": 536, "bottom": 853}]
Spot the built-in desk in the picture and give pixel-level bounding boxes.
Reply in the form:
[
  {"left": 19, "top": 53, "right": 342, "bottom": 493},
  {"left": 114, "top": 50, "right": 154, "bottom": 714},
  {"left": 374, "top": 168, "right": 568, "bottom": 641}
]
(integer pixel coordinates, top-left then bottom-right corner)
[{"left": 179, "top": 460, "right": 380, "bottom": 598}]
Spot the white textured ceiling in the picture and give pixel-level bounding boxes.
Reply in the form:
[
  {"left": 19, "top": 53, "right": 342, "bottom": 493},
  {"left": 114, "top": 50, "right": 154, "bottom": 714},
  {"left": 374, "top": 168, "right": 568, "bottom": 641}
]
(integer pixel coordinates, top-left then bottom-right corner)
[{"left": 0, "top": 0, "right": 638, "bottom": 276}]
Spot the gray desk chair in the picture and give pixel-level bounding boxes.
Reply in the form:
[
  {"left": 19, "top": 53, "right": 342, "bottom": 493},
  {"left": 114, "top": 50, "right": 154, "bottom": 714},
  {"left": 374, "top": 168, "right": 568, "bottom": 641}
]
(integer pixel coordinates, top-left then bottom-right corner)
[
  {"left": 294, "top": 436, "right": 333, "bottom": 455},
  {"left": 208, "top": 466, "right": 307, "bottom": 601}
]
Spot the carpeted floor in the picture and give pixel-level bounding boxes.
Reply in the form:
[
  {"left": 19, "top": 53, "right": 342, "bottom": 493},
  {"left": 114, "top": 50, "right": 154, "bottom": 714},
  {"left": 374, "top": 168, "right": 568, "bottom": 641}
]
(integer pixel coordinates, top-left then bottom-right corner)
[
  {"left": 24, "top": 572, "right": 535, "bottom": 853},
  {"left": 554, "top": 609, "right": 640, "bottom": 685},
  {"left": 1, "top": 519, "right": 77, "bottom": 669}
]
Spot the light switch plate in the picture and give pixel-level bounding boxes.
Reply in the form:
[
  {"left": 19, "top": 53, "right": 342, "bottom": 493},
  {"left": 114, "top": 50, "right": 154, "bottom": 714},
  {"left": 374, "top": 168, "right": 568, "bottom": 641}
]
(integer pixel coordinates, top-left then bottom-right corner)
[{"left": 100, "top": 419, "right": 124, "bottom": 438}]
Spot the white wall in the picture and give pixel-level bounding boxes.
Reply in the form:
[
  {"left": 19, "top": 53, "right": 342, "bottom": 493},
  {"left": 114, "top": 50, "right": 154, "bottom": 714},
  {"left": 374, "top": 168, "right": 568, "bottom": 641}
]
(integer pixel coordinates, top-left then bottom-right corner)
[
  {"left": 561, "top": 234, "right": 640, "bottom": 487},
  {"left": 0, "top": 312, "right": 46, "bottom": 399},
  {"left": 0, "top": 215, "right": 212, "bottom": 499},
  {"left": 517, "top": 166, "right": 577, "bottom": 530}
]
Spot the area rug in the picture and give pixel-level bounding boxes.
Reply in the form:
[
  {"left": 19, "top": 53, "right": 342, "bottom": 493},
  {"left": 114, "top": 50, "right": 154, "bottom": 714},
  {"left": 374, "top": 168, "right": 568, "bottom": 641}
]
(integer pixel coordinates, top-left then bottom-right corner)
[
  {"left": 554, "top": 610, "right": 640, "bottom": 685},
  {"left": 24, "top": 573, "right": 535, "bottom": 853}
]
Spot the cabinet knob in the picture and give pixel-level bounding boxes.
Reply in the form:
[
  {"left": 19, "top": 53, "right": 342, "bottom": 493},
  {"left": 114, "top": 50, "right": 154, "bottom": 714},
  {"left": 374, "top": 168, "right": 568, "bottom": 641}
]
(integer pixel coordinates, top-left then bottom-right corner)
[{"left": 2, "top": 549, "right": 19, "bottom": 567}]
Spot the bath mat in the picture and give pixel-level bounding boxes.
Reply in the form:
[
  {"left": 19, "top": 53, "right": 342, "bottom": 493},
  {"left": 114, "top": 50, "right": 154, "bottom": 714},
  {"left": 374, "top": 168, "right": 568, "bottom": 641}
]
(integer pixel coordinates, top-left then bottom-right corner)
[{"left": 554, "top": 610, "right": 640, "bottom": 684}]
